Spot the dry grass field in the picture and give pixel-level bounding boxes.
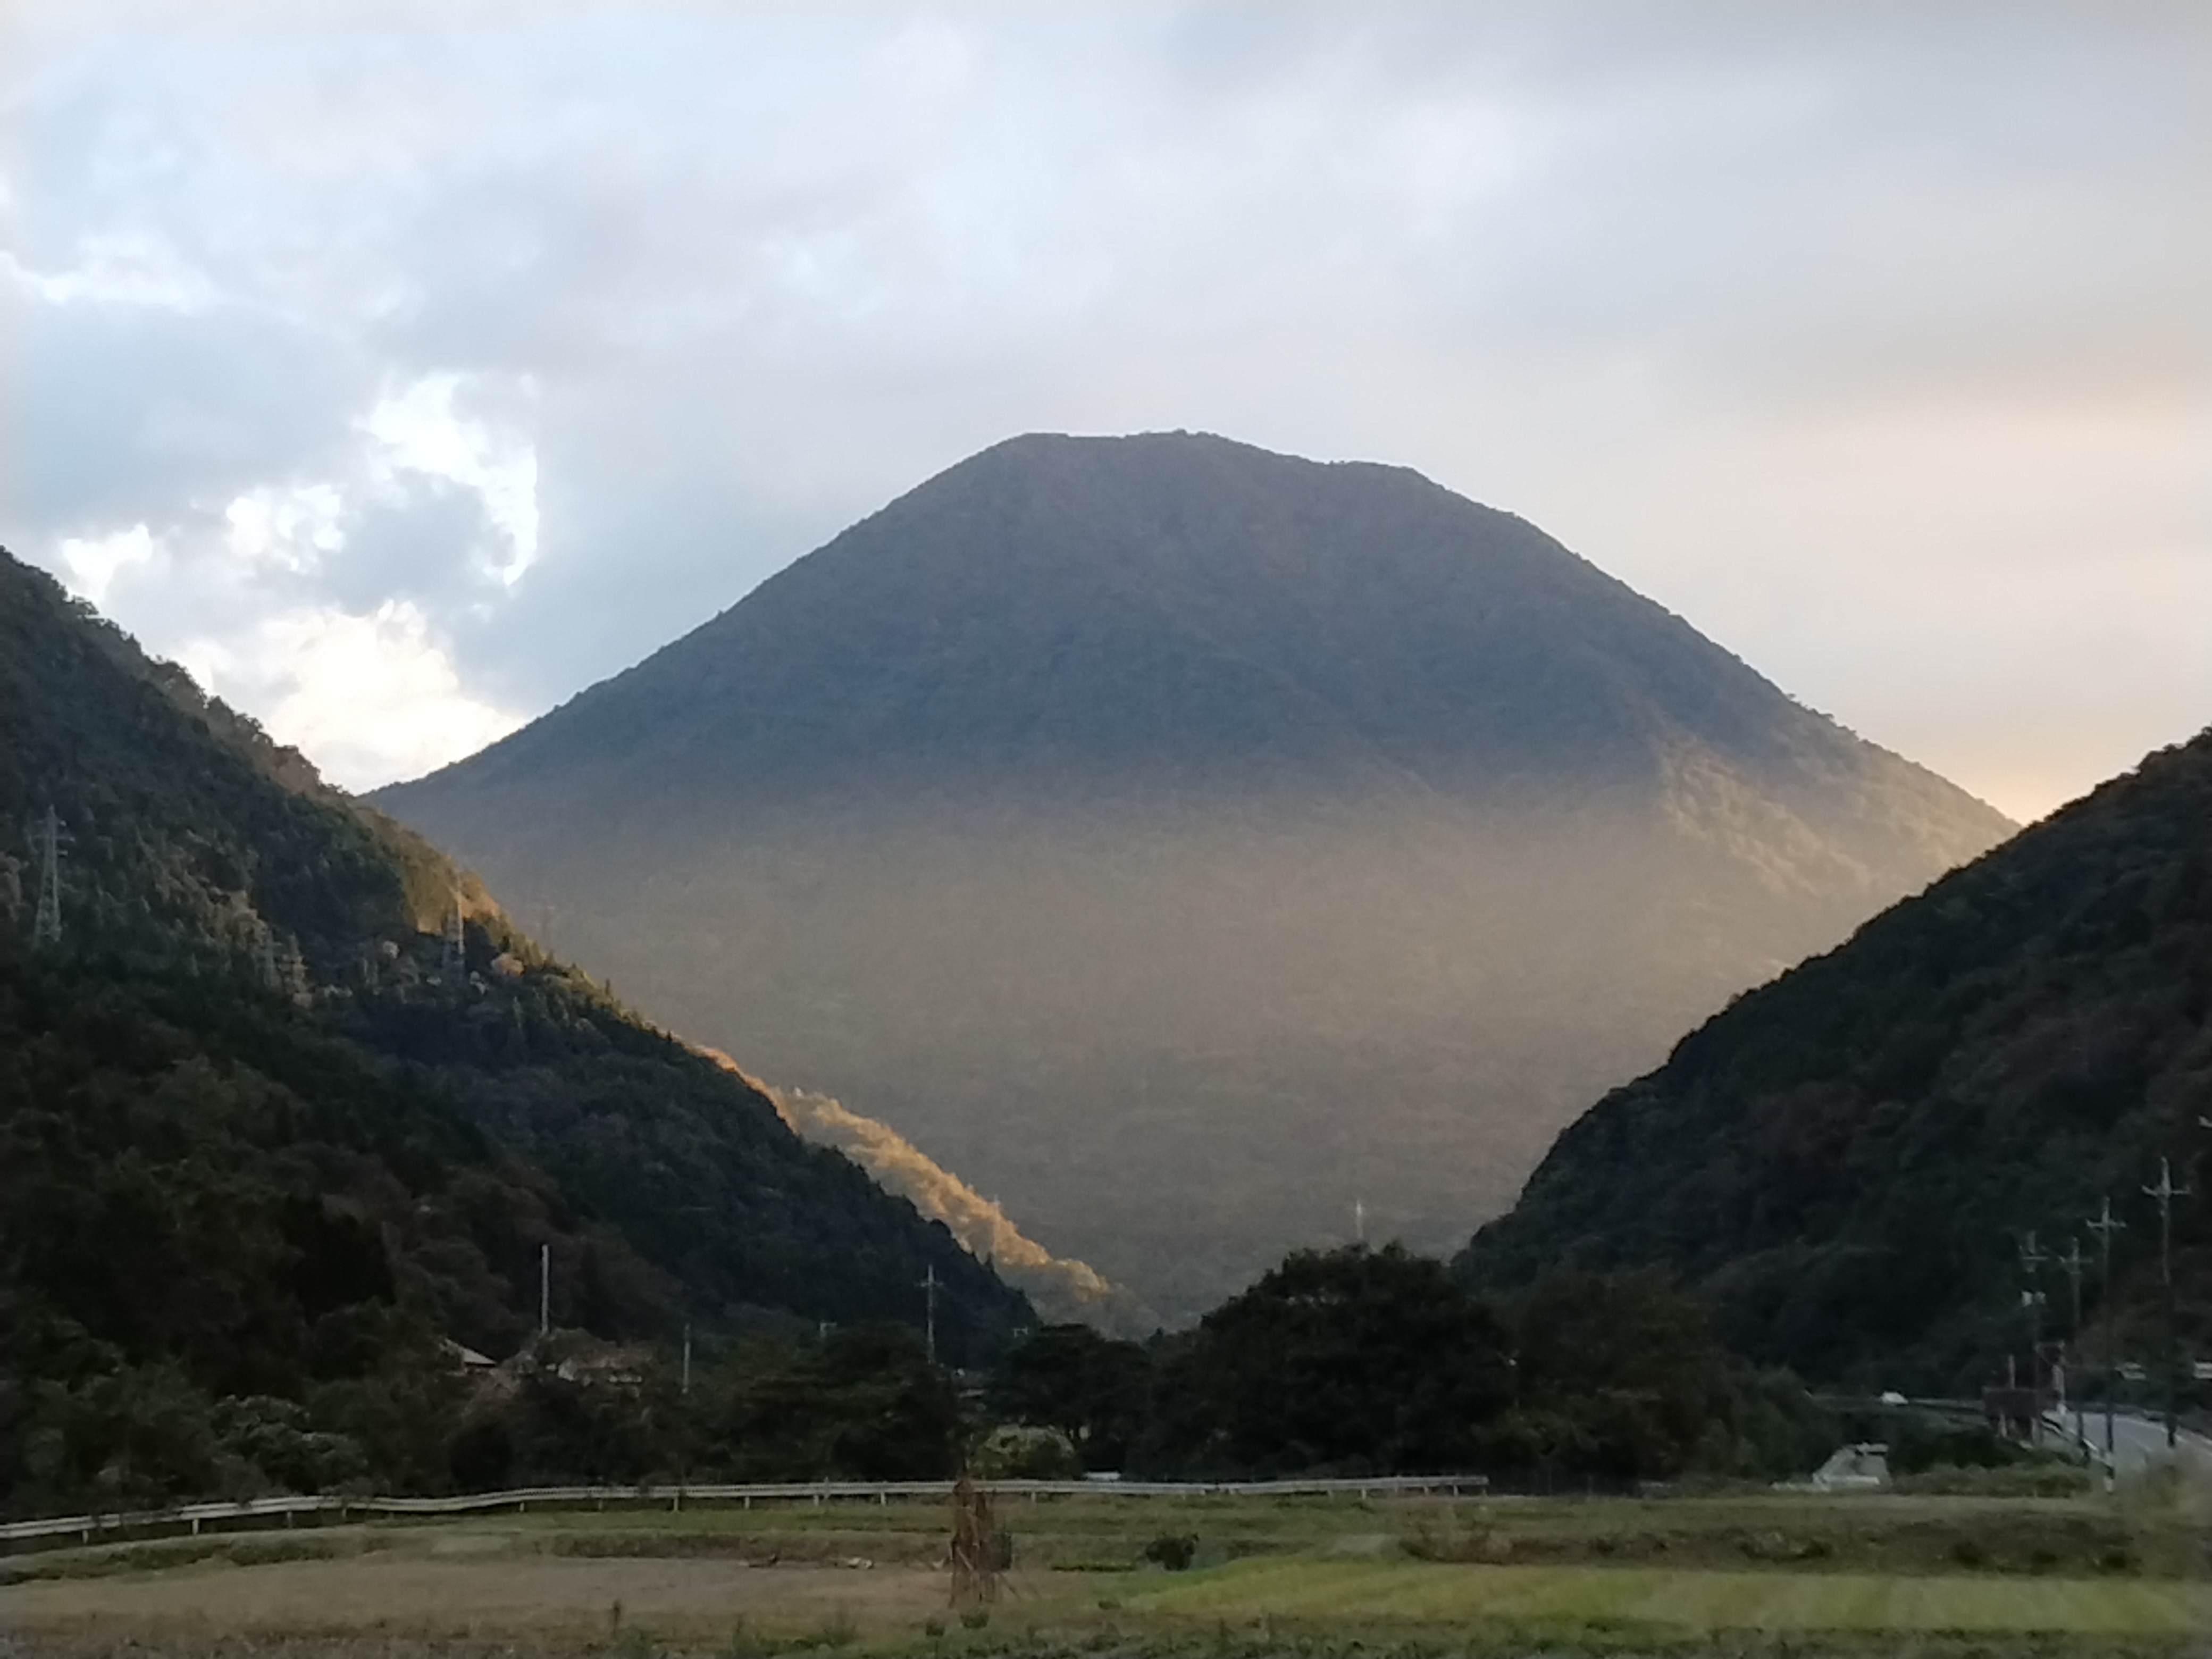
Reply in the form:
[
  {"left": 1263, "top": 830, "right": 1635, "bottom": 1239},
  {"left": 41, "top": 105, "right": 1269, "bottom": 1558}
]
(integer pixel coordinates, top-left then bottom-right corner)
[
  {"left": 2, "top": 1490, "right": 2207, "bottom": 1656},
  {"left": 4, "top": 1546, "right": 956, "bottom": 1652}
]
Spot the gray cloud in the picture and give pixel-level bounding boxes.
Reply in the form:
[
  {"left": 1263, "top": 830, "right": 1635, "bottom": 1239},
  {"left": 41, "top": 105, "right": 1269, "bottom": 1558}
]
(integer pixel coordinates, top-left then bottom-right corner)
[
  {"left": 3, "top": 3, "right": 2206, "bottom": 809},
  {"left": 17, "top": 300, "right": 363, "bottom": 534}
]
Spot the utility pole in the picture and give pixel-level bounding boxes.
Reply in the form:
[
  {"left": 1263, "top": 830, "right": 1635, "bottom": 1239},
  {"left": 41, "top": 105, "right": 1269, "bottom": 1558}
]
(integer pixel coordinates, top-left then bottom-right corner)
[
  {"left": 2144, "top": 1159, "right": 2191, "bottom": 1450},
  {"left": 30, "top": 807, "right": 63, "bottom": 948},
  {"left": 681, "top": 1323, "right": 693, "bottom": 1396},
  {"left": 2058, "top": 1237, "right": 2088, "bottom": 1452},
  {"left": 2019, "top": 1232, "right": 2051, "bottom": 1445},
  {"left": 2087, "top": 1196, "right": 2126, "bottom": 1482},
  {"left": 920, "top": 1263, "right": 939, "bottom": 1367},
  {"left": 539, "top": 1243, "right": 551, "bottom": 1339}
]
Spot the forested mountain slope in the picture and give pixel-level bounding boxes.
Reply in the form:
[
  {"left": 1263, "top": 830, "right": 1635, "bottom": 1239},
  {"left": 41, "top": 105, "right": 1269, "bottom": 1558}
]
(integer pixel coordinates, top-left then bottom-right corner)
[
  {"left": 379, "top": 431, "right": 2013, "bottom": 1316},
  {"left": 0, "top": 549, "right": 1028, "bottom": 1512},
  {"left": 1457, "top": 728, "right": 2212, "bottom": 1392}
]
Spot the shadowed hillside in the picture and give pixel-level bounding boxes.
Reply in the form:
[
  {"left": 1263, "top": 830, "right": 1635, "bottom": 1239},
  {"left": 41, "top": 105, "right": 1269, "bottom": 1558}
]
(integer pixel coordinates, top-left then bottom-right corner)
[
  {"left": 0, "top": 548, "right": 1028, "bottom": 1399},
  {"left": 1457, "top": 727, "right": 2212, "bottom": 1392},
  {"left": 378, "top": 432, "right": 2012, "bottom": 1316}
]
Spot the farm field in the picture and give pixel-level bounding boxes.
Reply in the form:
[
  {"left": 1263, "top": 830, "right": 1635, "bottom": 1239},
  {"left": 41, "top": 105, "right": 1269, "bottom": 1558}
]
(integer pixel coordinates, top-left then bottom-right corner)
[
  {"left": 1126, "top": 1555, "right": 2208, "bottom": 1637},
  {"left": 2, "top": 1491, "right": 2206, "bottom": 1656}
]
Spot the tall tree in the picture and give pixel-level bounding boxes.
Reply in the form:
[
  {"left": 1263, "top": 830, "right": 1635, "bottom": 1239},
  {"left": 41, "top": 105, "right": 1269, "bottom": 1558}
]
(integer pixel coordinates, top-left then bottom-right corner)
[{"left": 1145, "top": 1244, "right": 1510, "bottom": 1476}]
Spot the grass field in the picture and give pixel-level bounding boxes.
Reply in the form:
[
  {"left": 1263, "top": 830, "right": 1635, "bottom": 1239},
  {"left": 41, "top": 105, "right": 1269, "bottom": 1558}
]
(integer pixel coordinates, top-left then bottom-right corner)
[
  {"left": 2, "top": 1489, "right": 2206, "bottom": 1656},
  {"left": 1124, "top": 1555, "right": 2209, "bottom": 1636}
]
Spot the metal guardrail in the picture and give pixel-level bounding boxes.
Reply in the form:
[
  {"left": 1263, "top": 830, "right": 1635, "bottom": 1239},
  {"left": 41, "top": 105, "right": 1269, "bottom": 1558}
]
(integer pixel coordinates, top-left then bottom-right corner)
[
  {"left": 0, "top": 1473, "right": 1485, "bottom": 1553},
  {"left": 1808, "top": 1394, "right": 1988, "bottom": 1418}
]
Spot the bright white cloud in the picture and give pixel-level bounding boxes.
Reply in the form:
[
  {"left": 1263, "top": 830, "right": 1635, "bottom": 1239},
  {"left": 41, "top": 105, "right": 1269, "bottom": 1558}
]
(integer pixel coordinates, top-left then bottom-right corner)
[
  {"left": 44, "top": 509, "right": 524, "bottom": 791},
  {"left": 362, "top": 373, "right": 540, "bottom": 586},
  {"left": 207, "top": 600, "right": 522, "bottom": 791},
  {"left": 224, "top": 481, "right": 343, "bottom": 574},
  {"left": 56, "top": 521, "right": 155, "bottom": 606},
  {"left": 4, "top": 231, "right": 220, "bottom": 312}
]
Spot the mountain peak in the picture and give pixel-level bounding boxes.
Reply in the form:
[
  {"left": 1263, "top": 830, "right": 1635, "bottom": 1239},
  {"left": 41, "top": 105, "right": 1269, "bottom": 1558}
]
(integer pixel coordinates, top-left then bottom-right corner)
[
  {"left": 420, "top": 431, "right": 2002, "bottom": 834},
  {"left": 379, "top": 433, "right": 2012, "bottom": 1317}
]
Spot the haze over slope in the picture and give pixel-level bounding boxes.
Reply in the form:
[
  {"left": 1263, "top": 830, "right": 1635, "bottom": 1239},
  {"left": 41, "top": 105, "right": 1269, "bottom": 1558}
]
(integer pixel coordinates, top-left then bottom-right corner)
[
  {"left": 1457, "top": 728, "right": 2212, "bottom": 1391},
  {"left": 381, "top": 432, "right": 2012, "bottom": 1315}
]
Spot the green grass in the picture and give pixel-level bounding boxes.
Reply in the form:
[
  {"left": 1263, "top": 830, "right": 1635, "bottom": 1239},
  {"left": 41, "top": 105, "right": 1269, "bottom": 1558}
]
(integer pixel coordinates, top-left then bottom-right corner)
[
  {"left": 553, "top": 1487, "right": 2200, "bottom": 1580},
  {"left": 1126, "top": 1556, "right": 2209, "bottom": 1636},
  {"left": 496, "top": 1492, "right": 1387, "bottom": 1568}
]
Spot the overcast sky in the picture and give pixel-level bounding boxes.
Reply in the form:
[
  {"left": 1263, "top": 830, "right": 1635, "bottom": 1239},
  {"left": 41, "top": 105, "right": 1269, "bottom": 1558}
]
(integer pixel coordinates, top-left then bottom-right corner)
[{"left": 3, "top": 3, "right": 2206, "bottom": 820}]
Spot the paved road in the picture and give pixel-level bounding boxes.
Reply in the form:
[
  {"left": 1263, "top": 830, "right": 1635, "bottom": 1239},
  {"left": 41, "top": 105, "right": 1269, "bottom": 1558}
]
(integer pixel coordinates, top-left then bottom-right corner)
[{"left": 2044, "top": 1407, "right": 2212, "bottom": 1474}]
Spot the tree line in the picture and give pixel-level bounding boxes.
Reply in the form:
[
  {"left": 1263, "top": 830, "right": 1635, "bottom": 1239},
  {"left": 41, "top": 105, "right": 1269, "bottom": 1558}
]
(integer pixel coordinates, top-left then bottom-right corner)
[{"left": 439, "top": 1245, "right": 1833, "bottom": 1495}]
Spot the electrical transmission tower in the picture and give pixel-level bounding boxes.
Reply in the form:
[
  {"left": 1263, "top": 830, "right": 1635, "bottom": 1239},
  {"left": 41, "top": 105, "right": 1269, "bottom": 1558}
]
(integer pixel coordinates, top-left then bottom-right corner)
[
  {"left": 443, "top": 893, "right": 467, "bottom": 982},
  {"left": 277, "top": 935, "right": 308, "bottom": 1001},
  {"left": 29, "top": 807, "right": 64, "bottom": 948}
]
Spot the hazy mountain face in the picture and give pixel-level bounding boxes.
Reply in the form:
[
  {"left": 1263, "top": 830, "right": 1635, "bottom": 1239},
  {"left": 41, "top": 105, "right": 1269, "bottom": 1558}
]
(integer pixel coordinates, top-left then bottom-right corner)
[
  {"left": 380, "top": 432, "right": 2012, "bottom": 1317},
  {"left": 1457, "top": 728, "right": 2212, "bottom": 1391}
]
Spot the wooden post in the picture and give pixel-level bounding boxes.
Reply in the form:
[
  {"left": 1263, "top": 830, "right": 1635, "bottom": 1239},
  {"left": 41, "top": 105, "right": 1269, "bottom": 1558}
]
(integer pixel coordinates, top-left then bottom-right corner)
[{"left": 949, "top": 1477, "right": 1003, "bottom": 1608}]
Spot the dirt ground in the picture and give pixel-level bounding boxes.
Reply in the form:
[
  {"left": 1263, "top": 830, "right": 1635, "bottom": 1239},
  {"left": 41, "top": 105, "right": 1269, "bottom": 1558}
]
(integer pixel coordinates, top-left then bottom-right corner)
[{"left": 2, "top": 1547, "right": 1004, "bottom": 1652}]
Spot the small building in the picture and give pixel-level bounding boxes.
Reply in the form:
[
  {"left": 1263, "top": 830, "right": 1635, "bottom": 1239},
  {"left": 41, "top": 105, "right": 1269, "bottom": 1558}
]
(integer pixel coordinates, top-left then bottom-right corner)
[
  {"left": 441, "top": 1339, "right": 499, "bottom": 1373},
  {"left": 1808, "top": 1443, "right": 1890, "bottom": 1492}
]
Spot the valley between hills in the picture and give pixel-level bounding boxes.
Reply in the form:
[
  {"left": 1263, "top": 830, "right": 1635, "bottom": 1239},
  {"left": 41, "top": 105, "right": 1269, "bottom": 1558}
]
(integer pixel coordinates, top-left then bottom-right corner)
[
  {"left": 5, "top": 435, "right": 2210, "bottom": 1650},
  {"left": 376, "top": 432, "right": 2015, "bottom": 1319}
]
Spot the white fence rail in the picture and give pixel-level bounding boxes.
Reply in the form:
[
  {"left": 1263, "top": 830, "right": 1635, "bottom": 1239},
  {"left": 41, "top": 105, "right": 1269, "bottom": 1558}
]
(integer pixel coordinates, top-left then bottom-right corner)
[{"left": 0, "top": 1474, "right": 1485, "bottom": 1553}]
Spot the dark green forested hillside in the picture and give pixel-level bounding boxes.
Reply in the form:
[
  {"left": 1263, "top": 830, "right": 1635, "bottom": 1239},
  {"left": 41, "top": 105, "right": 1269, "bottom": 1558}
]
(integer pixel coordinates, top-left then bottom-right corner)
[
  {"left": 0, "top": 548, "right": 1029, "bottom": 1513},
  {"left": 1457, "top": 728, "right": 2212, "bottom": 1393}
]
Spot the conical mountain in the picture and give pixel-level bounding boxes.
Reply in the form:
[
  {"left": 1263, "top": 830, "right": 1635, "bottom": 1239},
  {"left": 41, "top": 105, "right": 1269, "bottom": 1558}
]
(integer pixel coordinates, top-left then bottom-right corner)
[
  {"left": 1456, "top": 726, "right": 2212, "bottom": 1389},
  {"left": 380, "top": 431, "right": 2012, "bottom": 1316}
]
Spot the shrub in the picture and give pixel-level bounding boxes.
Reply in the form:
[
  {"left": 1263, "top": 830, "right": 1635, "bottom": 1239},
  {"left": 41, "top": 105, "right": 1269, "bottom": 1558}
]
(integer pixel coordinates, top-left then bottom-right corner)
[{"left": 1143, "top": 1532, "right": 1199, "bottom": 1570}]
